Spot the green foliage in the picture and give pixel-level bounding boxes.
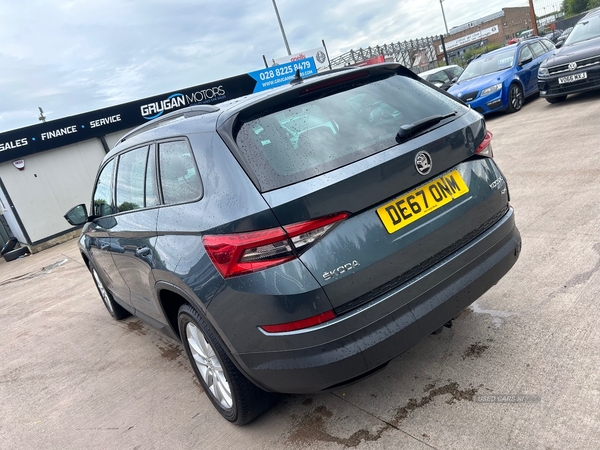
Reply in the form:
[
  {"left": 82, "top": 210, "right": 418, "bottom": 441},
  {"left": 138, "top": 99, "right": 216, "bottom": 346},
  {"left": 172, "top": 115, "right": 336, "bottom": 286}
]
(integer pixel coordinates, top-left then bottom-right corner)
[
  {"left": 118, "top": 201, "right": 139, "bottom": 212},
  {"left": 562, "top": 0, "right": 593, "bottom": 15},
  {"left": 463, "top": 43, "right": 502, "bottom": 64}
]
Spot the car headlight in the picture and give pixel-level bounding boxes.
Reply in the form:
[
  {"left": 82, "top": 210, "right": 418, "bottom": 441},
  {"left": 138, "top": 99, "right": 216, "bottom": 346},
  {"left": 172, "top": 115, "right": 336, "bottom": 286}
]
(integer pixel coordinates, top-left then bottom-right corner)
[
  {"left": 538, "top": 67, "right": 549, "bottom": 77},
  {"left": 481, "top": 83, "right": 502, "bottom": 96}
]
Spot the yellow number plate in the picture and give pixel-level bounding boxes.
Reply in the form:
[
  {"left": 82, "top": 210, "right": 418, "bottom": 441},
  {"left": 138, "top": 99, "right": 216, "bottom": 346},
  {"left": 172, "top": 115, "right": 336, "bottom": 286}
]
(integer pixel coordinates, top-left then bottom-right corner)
[{"left": 377, "top": 170, "right": 469, "bottom": 234}]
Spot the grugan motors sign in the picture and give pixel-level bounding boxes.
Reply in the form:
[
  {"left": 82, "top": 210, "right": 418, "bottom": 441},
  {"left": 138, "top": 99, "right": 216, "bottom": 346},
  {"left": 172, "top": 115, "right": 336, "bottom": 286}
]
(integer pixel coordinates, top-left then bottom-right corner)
[{"left": 0, "top": 73, "right": 258, "bottom": 164}]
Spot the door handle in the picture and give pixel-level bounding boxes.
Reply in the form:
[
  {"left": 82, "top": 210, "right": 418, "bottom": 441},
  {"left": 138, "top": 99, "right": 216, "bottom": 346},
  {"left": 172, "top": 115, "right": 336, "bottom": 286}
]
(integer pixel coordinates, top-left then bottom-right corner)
[{"left": 135, "top": 246, "right": 151, "bottom": 257}]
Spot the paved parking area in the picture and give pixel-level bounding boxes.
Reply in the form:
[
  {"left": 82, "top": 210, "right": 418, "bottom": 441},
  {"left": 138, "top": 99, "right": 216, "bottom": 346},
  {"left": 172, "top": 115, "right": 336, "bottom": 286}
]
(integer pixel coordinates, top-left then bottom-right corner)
[{"left": 2, "top": 90, "right": 600, "bottom": 450}]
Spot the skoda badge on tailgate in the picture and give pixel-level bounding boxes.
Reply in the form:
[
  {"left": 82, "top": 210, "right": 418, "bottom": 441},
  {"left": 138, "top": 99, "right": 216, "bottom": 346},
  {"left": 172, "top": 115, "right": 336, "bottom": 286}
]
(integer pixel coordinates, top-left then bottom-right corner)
[{"left": 415, "top": 151, "right": 432, "bottom": 175}]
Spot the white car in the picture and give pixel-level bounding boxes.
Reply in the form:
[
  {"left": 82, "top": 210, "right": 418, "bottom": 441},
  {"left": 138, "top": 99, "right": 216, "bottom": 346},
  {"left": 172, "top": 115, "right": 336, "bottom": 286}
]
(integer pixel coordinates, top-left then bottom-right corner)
[{"left": 418, "top": 65, "right": 464, "bottom": 90}]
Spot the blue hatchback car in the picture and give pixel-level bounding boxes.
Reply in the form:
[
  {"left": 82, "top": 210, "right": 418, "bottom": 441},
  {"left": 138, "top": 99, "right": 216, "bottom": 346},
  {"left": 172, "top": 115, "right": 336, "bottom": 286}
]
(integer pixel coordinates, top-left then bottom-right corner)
[{"left": 448, "top": 38, "right": 556, "bottom": 114}]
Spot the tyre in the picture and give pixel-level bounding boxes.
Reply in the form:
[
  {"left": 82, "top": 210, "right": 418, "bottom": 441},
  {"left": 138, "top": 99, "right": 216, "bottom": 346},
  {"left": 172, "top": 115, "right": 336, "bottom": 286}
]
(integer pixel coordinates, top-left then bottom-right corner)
[
  {"left": 1, "top": 237, "right": 18, "bottom": 256},
  {"left": 506, "top": 83, "right": 524, "bottom": 113},
  {"left": 3, "top": 246, "right": 29, "bottom": 262},
  {"left": 546, "top": 95, "right": 567, "bottom": 104},
  {"left": 90, "top": 265, "right": 130, "bottom": 320},
  {"left": 178, "top": 304, "right": 276, "bottom": 425}
]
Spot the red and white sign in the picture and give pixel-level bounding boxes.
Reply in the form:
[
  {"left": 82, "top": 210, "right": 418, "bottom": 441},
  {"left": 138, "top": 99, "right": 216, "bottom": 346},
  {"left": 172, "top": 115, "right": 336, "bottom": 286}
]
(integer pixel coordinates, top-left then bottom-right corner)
[
  {"left": 12, "top": 160, "right": 25, "bottom": 171},
  {"left": 271, "top": 46, "right": 330, "bottom": 70}
]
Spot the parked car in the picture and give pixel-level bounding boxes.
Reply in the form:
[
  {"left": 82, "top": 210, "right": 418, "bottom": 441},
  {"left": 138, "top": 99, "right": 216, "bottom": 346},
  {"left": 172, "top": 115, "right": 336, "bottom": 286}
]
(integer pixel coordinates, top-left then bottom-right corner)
[
  {"left": 448, "top": 37, "right": 556, "bottom": 114},
  {"left": 544, "top": 29, "right": 564, "bottom": 43},
  {"left": 555, "top": 27, "right": 573, "bottom": 48},
  {"left": 418, "top": 64, "right": 464, "bottom": 90},
  {"left": 519, "top": 29, "right": 536, "bottom": 40},
  {"left": 538, "top": 8, "right": 600, "bottom": 103},
  {"left": 65, "top": 63, "right": 521, "bottom": 425}
]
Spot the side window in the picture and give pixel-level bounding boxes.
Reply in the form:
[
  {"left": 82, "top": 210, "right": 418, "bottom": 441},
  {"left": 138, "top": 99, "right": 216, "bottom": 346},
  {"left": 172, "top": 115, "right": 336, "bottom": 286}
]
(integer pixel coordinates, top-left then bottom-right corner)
[
  {"left": 429, "top": 71, "right": 450, "bottom": 83},
  {"left": 541, "top": 39, "right": 556, "bottom": 51},
  {"left": 519, "top": 45, "right": 533, "bottom": 63},
  {"left": 115, "top": 146, "right": 148, "bottom": 213},
  {"left": 158, "top": 140, "right": 203, "bottom": 205},
  {"left": 446, "top": 66, "right": 463, "bottom": 79},
  {"left": 92, "top": 159, "right": 116, "bottom": 217},
  {"left": 145, "top": 146, "right": 160, "bottom": 207},
  {"left": 529, "top": 41, "right": 547, "bottom": 58}
]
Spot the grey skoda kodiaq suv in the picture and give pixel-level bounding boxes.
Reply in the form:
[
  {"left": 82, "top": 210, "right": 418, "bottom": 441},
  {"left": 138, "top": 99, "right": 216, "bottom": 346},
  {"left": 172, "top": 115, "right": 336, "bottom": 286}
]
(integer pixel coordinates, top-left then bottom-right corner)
[{"left": 65, "top": 63, "right": 521, "bottom": 425}]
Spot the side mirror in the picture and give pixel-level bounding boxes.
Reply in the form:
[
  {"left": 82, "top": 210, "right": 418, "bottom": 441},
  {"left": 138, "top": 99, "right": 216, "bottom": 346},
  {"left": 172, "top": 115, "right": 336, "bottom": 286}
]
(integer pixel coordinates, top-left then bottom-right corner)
[
  {"left": 556, "top": 41, "right": 563, "bottom": 48},
  {"left": 451, "top": 76, "right": 459, "bottom": 83},
  {"left": 64, "top": 204, "right": 89, "bottom": 226}
]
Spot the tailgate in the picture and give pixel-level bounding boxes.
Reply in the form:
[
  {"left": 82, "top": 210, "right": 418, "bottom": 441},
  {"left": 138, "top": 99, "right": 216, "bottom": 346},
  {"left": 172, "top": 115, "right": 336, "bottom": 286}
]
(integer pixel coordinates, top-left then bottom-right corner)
[{"left": 262, "top": 119, "right": 509, "bottom": 312}]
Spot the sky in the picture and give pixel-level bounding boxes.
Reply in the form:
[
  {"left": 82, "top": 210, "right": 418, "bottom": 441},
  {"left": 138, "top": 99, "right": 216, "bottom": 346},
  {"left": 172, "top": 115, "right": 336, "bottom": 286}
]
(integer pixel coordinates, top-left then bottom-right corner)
[{"left": 0, "top": 0, "right": 530, "bottom": 133}]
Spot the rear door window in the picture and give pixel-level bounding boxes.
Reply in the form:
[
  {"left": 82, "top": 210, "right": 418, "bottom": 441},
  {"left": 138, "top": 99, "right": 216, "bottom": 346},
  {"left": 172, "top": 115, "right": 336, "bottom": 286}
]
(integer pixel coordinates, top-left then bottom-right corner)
[
  {"left": 235, "top": 74, "right": 464, "bottom": 191},
  {"left": 529, "top": 41, "right": 547, "bottom": 58},
  {"left": 115, "top": 146, "right": 149, "bottom": 213},
  {"left": 540, "top": 38, "right": 556, "bottom": 51},
  {"left": 519, "top": 45, "right": 533, "bottom": 63},
  {"left": 145, "top": 146, "right": 160, "bottom": 207}
]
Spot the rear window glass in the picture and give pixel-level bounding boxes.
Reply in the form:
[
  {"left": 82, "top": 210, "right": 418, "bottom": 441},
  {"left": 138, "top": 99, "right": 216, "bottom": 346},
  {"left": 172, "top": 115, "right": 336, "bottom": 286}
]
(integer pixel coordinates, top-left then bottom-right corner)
[{"left": 235, "top": 74, "right": 463, "bottom": 191}]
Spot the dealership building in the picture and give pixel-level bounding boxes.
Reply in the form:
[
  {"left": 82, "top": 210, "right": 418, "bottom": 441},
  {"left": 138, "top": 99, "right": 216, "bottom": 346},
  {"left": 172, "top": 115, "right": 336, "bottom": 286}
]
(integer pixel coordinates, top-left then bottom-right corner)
[{"left": 435, "top": 7, "right": 533, "bottom": 60}]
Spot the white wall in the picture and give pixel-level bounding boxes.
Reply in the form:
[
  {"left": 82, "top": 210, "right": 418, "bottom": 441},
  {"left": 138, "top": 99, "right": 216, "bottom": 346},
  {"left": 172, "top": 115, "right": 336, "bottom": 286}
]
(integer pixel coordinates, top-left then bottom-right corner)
[{"left": 0, "top": 138, "right": 106, "bottom": 243}]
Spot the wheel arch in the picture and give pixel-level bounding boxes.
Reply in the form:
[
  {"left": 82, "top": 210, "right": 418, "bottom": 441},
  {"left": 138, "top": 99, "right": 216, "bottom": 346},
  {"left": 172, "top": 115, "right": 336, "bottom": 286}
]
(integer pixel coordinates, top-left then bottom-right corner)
[
  {"left": 155, "top": 281, "right": 199, "bottom": 341},
  {"left": 155, "top": 280, "right": 270, "bottom": 392}
]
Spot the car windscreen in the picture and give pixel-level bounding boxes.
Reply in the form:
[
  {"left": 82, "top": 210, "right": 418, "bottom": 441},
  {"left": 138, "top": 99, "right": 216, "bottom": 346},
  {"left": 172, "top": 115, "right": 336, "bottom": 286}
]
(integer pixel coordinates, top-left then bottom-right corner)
[
  {"left": 234, "top": 74, "right": 465, "bottom": 192},
  {"left": 564, "top": 15, "right": 600, "bottom": 45},
  {"left": 459, "top": 49, "right": 516, "bottom": 81}
]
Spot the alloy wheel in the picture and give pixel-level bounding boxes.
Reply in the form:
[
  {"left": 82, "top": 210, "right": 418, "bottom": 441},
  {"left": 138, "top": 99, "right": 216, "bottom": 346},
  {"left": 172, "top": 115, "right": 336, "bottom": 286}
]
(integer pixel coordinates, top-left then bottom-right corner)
[
  {"left": 510, "top": 85, "right": 523, "bottom": 111},
  {"left": 186, "top": 322, "right": 233, "bottom": 409}
]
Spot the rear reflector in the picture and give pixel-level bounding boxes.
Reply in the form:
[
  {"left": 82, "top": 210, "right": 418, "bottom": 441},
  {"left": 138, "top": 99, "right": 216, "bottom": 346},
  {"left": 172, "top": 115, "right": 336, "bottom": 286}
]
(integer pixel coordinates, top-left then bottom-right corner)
[
  {"left": 203, "top": 212, "right": 349, "bottom": 278},
  {"left": 260, "top": 310, "right": 337, "bottom": 333},
  {"left": 476, "top": 130, "right": 493, "bottom": 157}
]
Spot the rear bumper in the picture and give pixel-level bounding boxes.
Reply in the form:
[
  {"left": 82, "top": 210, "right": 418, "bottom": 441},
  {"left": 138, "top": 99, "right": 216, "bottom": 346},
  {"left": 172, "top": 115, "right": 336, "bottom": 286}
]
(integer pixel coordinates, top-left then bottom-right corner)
[{"left": 235, "top": 207, "right": 521, "bottom": 393}]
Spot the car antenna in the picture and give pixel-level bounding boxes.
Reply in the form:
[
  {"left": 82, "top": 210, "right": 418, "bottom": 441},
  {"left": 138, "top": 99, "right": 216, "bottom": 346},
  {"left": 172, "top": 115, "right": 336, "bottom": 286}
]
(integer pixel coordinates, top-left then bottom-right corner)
[{"left": 289, "top": 69, "right": 303, "bottom": 85}]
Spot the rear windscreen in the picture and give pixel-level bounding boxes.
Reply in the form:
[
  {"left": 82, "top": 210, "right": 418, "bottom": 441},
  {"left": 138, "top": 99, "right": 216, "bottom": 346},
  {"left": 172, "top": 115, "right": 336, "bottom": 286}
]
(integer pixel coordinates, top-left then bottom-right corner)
[{"left": 235, "top": 74, "right": 464, "bottom": 192}]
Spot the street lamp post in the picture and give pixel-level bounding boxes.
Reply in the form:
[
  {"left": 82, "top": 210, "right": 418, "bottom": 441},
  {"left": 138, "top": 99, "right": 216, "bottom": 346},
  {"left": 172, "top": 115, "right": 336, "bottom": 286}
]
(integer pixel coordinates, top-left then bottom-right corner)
[
  {"left": 439, "top": 0, "right": 449, "bottom": 35},
  {"left": 271, "top": 0, "right": 292, "bottom": 56}
]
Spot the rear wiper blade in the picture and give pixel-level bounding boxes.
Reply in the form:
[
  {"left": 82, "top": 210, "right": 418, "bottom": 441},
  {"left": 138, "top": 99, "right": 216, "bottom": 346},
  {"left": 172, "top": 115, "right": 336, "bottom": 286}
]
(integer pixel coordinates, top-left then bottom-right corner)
[{"left": 396, "top": 111, "right": 457, "bottom": 143}]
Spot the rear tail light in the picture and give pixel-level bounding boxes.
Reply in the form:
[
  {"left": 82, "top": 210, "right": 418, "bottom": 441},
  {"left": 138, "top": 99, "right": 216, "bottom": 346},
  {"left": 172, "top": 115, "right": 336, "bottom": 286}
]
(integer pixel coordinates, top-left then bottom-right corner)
[
  {"left": 203, "top": 212, "right": 349, "bottom": 278},
  {"left": 476, "top": 130, "right": 493, "bottom": 157}
]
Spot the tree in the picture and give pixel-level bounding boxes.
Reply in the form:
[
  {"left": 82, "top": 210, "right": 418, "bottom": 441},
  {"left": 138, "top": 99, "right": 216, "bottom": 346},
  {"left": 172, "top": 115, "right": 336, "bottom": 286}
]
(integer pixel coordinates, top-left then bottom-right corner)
[
  {"left": 588, "top": 0, "right": 600, "bottom": 8},
  {"left": 563, "top": 0, "right": 590, "bottom": 15}
]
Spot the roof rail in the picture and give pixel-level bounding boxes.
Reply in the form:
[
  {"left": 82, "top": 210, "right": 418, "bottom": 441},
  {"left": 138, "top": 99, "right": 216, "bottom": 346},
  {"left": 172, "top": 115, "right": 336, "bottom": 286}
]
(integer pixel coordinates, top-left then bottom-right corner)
[{"left": 118, "top": 104, "right": 219, "bottom": 144}]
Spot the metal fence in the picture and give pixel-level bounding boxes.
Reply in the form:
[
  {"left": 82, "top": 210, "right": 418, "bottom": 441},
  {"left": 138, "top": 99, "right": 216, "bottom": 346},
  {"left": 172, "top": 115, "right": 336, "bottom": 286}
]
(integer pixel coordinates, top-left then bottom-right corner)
[{"left": 328, "top": 36, "right": 443, "bottom": 73}]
